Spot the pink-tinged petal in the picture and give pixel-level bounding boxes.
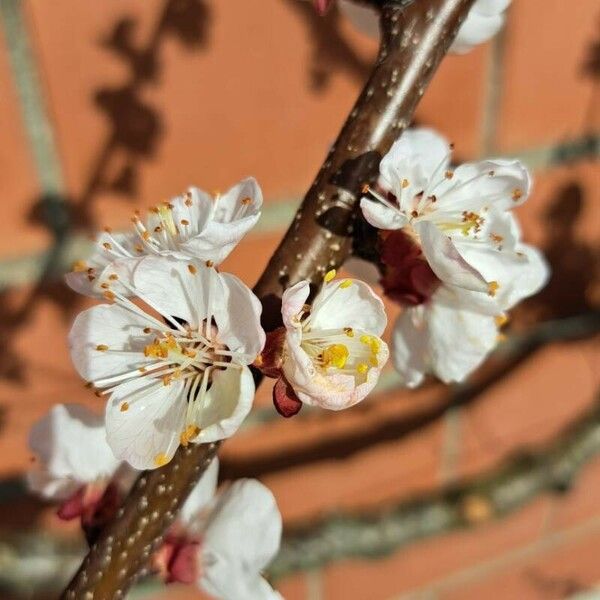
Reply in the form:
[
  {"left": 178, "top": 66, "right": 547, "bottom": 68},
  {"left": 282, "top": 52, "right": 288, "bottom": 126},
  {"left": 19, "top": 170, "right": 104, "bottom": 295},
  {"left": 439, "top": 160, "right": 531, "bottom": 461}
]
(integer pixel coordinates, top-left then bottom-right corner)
[
  {"left": 310, "top": 279, "right": 387, "bottom": 335},
  {"left": 281, "top": 280, "right": 310, "bottom": 330},
  {"left": 200, "top": 480, "right": 282, "bottom": 600},
  {"left": 27, "top": 404, "right": 120, "bottom": 500},
  {"left": 416, "top": 220, "right": 489, "bottom": 293},
  {"left": 68, "top": 303, "right": 154, "bottom": 383},
  {"left": 105, "top": 377, "right": 186, "bottom": 470},
  {"left": 273, "top": 377, "right": 303, "bottom": 418},
  {"left": 194, "top": 366, "right": 255, "bottom": 444},
  {"left": 313, "top": 0, "right": 334, "bottom": 16},
  {"left": 360, "top": 198, "right": 407, "bottom": 230}
]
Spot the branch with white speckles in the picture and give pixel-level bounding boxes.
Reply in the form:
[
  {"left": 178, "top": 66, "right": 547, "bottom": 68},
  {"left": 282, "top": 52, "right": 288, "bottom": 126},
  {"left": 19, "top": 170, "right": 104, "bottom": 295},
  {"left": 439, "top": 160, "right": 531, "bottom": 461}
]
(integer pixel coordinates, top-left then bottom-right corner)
[
  {"left": 61, "top": 1, "right": 477, "bottom": 597},
  {"left": 268, "top": 391, "right": 600, "bottom": 579}
]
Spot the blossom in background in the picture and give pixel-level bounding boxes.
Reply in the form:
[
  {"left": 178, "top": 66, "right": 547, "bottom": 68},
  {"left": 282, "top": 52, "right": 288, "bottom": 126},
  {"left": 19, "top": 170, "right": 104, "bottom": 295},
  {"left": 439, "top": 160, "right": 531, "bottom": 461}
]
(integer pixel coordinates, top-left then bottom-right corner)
[
  {"left": 335, "top": 0, "right": 511, "bottom": 54},
  {"left": 66, "top": 177, "right": 262, "bottom": 297},
  {"left": 156, "top": 459, "right": 283, "bottom": 599},
  {"left": 361, "top": 127, "right": 535, "bottom": 300},
  {"left": 28, "top": 406, "right": 283, "bottom": 599},
  {"left": 256, "top": 270, "right": 388, "bottom": 413},
  {"left": 69, "top": 255, "right": 265, "bottom": 469},
  {"left": 27, "top": 404, "right": 134, "bottom": 537},
  {"left": 358, "top": 127, "right": 549, "bottom": 386}
]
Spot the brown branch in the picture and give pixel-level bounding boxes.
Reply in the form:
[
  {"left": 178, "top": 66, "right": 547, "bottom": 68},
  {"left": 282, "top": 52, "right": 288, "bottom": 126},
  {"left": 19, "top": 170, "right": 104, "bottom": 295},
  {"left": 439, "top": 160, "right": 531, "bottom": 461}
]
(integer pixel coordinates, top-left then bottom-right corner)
[
  {"left": 61, "top": 1, "right": 476, "bottom": 597},
  {"left": 268, "top": 391, "right": 600, "bottom": 578}
]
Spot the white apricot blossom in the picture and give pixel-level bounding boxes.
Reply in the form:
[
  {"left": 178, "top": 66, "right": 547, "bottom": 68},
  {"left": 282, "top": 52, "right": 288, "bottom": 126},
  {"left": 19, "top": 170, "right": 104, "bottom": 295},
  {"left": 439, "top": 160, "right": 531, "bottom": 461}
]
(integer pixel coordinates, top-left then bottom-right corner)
[
  {"left": 361, "top": 127, "right": 533, "bottom": 301},
  {"left": 156, "top": 459, "right": 283, "bottom": 599},
  {"left": 27, "top": 404, "right": 134, "bottom": 527},
  {"left": 277, "top": 270, "right": 388, "bottom": 411},
  {"left": 68, "top": 255, "right": 265, "bottom": 470},
  {"left": 28, "top": 404, "right": 122, "bottom": 500},
  {"left": 387, "top": 236, "right": 549, "bottom": 387},
  {"left": 66, "top": 178, "right": 262, "bottom": 297},
  {"left": 338, "top": 0, "right": 511, "bottom": 54}
]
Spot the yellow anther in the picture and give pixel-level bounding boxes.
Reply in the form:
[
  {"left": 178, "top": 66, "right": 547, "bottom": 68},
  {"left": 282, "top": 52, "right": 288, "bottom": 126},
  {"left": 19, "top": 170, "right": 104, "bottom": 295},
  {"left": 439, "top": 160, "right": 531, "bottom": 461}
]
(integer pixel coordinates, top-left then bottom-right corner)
[
  {"left": 103, "top": 290, "right": 116, "bottom": 301},
  {"left": 188, "top": 264, "right": 198, "bottom": 275},
  {"left": 96, "top": 344, "right": 109, "bottom": 352},
  {"left": 102, "top": 242, "right": 112, "bottom": 250},
  {"left": 340, "top": 279, "right": 353, "bottom": 289},
  {"left": 369, "top": 356, "right": 379, "bottom": 367},
  {"left": 324, "top": 269, "right": 336, "bottom": 283},
  {"left": 445, "top": 170, "right": 454, "bottom": 179},
  {"left": 494, "top": 314, "right": 508, "bottom": 327},
  {"left": 120, "top": 402, "right": 129, "bottom": 412},
  {"left": 154, "top": 453, "right": 170, "bottom": 467},
  {"left": 180, "top": 425, "right": 200, "bottom": 447},
  {"left": 361, "top": 183, "right": 370, "bottom": 194},
  {"left": 322, "top": 344, "right": 349, "bottom": 369},
  {"left": 205, "top": 260, "right": 214, "bottom": 268},
  {"left": 356, "top": 363, "right": 368, "bottom": 374},
  {"left": 181, "top": 219, "right": 190, "bottom": 226},
  {"left": 108, "top": 273, "right": 119, "bottom": 281},
  {"left": 487, "top": 281, "right": 500, "bottom": 297},
  {"left": 360, "top": 334, "right": 381, "bottom": 355},
  {"left": 241, "top": 196, "right": 252, "bottom": 205},
  {"left": 162, "top": 374, "right": 173, "bottom": 386},
  {"left": 143, "top": 327, "right": 152, "bottom": 334},
  {"left": 402, "top": 178, "right": 410, "bottom": 188},
  {"left": 142, "top": 231, "right": 151, "bottom": 241},
  {"left": 72, "top": 260, "right": 87, "bottom": 272},
  {"left": 343, "top": 327, "right": 354, "bottom": 338},
  {"left": 512, "top": 188, "right": 523, "bottom": 202}
]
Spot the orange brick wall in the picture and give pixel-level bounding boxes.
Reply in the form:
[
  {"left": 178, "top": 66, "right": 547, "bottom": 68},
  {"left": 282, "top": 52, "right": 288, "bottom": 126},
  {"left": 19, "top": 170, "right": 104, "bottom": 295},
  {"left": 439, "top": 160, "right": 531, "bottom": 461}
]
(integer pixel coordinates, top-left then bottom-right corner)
[{"left": 0, "top": 1, "right": 598, "bottom": 599}]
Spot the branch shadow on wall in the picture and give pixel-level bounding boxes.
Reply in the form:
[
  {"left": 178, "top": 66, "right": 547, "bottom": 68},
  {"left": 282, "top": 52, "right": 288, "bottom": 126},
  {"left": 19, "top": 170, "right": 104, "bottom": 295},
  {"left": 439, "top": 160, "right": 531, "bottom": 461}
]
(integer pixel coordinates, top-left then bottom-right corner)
[
  {"left": 0, "top": 0, "right": 211, "bottom": 384},
  {"left": 221, "top": 180, "right": 600, "bottom": 480}
]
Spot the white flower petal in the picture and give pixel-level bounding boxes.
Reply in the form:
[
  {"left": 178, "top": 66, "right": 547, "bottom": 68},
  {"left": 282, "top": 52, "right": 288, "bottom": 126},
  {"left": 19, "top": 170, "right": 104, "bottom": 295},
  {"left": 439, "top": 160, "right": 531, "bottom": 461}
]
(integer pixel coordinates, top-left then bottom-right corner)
[
  {"left": 216, "top": 272, "right": 265, "bottom": 363},
  {"left": 194, "top": 366, "right": 255, "bottom": 444},
  {"left": 440, "top": 159, "right": 531, "bottom": 212},
  {"left": 416, "top": 220, "right": 488, "bottom": 292},
  {"left": 380, "top": 128, "right": 450, "bottom": 194},
  {"left": 281, "top": 280, "right": 310, "bottom": 330},
  {"left": 200, "top": 479, "right": 282, "bottom": 600},
  {"left": 451, "top": 0, "right": 510, "bottom": 54},
  {"left": 182, "top": 177, "right": 262, "bottom": 264},
  {"left": 105, "top": 377, "right": 186, "bottom": 470},
  {"left": 132, "top": 255, "right": 210, "bottom": 328},
  {"left": 391, "top": 307, "right": 428, "bottom": 389},
  {"left": 310, "top": 279, "right": 387, "bottom": 335},
  {"left": 27, "top": 404, "right": 120, "bottom": 500},
  {"left": 360, "top": 197, "right": 407, "bottom": 230},
  {"left": 68, "top": 303, "right": 154, "bottom": 382},
  {"left": 393, "top": 286, "right": 499, "bottom": 385}
]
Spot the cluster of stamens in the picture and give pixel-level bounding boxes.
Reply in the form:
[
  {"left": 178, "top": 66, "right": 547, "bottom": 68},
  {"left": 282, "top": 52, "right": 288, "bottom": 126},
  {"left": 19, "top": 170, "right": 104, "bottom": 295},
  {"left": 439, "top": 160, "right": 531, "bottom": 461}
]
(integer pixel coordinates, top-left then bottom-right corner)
[{"left": 295, "top": 270, "right": 383, "bottom": 379}]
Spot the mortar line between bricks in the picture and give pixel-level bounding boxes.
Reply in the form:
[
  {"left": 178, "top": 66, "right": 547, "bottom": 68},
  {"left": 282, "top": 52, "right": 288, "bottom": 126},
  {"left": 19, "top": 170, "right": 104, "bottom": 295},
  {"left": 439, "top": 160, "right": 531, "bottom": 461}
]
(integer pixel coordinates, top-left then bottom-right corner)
[
  {"left": 0, "top": 0, "right": 65, "bottom": 196},
  {"left": 439, "top": 405, "right": 462, "bottom": 485},
  {"left": 306, "top": 569, "right": 324, "bottom": 600},
  {"left": 0, "top": 134, "right": 598, "bottom": 290},
  {"left": 389, "top": 510, "right": 600, "bottom": 600},
  {"left": 478, "top": 12, "right": 507, "bottom": 156}
]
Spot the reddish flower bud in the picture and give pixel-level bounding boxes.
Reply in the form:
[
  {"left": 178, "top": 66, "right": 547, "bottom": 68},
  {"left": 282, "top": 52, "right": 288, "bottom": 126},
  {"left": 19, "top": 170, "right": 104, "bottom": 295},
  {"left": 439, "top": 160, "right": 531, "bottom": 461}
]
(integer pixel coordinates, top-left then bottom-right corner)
[
  {"left": 154, "top": 534, "right": 200, "bottom": 584},
  {"left": 273, "top": 377, "right": 303, "bottom": 418},
  {"left": 254, "top": 327, "right": 287, "bottom": 379},
  {"left": 380, "top": 230, "right": 440, "bottom": 306}
]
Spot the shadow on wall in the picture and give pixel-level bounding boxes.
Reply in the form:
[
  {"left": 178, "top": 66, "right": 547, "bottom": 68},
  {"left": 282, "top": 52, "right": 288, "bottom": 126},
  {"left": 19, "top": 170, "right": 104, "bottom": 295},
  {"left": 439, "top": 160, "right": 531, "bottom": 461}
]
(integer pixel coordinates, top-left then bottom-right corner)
[
  {"left": 284, "top": 0, "right": 373, "bottom": 92},
  {"left": 0, "top": 0, "right": 212, "bottom": 383}
]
